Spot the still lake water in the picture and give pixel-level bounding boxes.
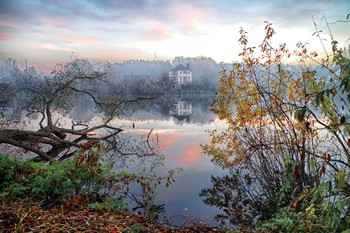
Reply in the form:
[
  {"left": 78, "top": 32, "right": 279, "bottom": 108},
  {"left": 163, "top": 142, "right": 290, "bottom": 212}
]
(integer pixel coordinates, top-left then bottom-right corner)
[
  {"left": 8, "top": 94, "right": 226, "bottom": 226},
  {"left": 107, "top": 95, "right": 227, "bottom": 226}
]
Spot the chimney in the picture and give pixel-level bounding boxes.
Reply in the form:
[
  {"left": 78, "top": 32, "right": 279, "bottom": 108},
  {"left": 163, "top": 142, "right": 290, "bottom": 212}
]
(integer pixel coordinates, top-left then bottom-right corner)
[{"left": 186, "top": 63, "right": 190, "bottom": 70}]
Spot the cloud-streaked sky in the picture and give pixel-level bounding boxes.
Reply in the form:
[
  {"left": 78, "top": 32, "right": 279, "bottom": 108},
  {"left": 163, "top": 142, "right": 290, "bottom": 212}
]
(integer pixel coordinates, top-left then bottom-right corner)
[{"left": 0, "top": 0, "right": 349, "bottom": 70}]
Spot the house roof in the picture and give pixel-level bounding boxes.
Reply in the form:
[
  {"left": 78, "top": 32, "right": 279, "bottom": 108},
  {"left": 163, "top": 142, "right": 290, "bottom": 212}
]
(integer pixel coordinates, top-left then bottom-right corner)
[{"left": 170, "top": 64, "right": 190, "bottom": 72}]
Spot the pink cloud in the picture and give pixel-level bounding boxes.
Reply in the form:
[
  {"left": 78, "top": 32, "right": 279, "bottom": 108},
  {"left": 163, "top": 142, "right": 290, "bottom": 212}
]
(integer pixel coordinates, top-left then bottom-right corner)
[
  {"left": 177, "top": 5, "right": 207, "bottom": 35},
  {"left": 0, "top": 21, "right": 22, "bottom": 30},
  {"left": 65, "top": 37, "right": 100, "bottom": 46},
  {"left": 40, "top": 18, "right": 65, "bottom": 28},
  {"left": 143, "top": 22, "right": 170, "bottom": 41},
  {"left": 179, "top": 5, "right": 206, "bottom": 22},
  {"left": 86, "top": 51, "right": 150, "bottom": 62},
  {"left": 28, "top": 59, "right": 65, "bottom": 72},
  {"left": 36, "top": 64, "right": 54, "bottom": 72},
  {"left": 0, "top": 21, "right": 40, "bottom": 33},
  {"left": 34, "top": 42, "right": 69, "bottom": 51},
  {"left": 143, "top": 28, "right": 170, "bottom": 41},
  {"left": 0, "top": 33, "right": 11, "bottom": 41}
]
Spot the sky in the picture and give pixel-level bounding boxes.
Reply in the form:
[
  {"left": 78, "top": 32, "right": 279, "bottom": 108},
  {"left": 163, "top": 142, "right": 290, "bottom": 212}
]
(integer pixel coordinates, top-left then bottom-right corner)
[{"left": 0, "top": 0, "right": 349, "bottom": 71}]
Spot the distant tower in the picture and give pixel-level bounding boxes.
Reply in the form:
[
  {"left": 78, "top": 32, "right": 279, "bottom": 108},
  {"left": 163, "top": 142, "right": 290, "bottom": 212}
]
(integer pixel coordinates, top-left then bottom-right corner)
[{"left": 154, "top": 51, "right": 157, "bottom": 60}]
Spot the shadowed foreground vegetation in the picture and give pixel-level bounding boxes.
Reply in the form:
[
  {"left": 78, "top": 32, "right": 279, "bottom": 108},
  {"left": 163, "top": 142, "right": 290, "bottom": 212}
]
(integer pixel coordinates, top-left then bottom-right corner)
[{"left": 0, "top": 153, "right": 234, "bottom": 233}]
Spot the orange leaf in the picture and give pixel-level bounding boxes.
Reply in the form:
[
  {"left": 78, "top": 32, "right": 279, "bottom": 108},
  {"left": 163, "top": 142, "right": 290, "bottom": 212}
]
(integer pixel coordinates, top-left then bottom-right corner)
[{"left": 290, "top": 193, "right": 306, "bottom": 209}]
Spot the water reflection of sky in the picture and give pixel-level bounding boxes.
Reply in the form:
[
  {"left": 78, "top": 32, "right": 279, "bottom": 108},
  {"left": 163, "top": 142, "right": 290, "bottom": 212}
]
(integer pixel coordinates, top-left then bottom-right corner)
[
  {"left": 12, "top": 95, "right": 228, "bottom": 226},
  {"left": 112, "top": 114, "right": 228, "bottom": 226}
]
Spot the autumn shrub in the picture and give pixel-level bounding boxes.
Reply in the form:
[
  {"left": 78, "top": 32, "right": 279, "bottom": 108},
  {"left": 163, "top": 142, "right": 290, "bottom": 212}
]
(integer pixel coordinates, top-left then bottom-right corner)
[
  {"left": 0, "top": 143, "right": 116, "bottom": 200},
  {"left": 202, "top": 21, "right": 350, "bottom": 231},
  {"left": 256, "top": 206, "right": 334, "bottom": 233},
  {"left": 0, "top": 141, "right": 179, "bottom": 219},
  {"left": 258, "top": 177, "right": 350, "bottom": 232}
]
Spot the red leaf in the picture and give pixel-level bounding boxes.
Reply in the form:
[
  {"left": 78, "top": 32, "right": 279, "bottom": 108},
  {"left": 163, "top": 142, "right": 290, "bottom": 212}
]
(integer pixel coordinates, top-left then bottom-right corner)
[
  {"left": 315, "top": 175, "right": 320, "bottom": 188},
  {"left": 320, "top": 163, "right": 326, "bottom": 176},
  {"left": 323, "top": 152, "right": 327, "bottom": 161}
]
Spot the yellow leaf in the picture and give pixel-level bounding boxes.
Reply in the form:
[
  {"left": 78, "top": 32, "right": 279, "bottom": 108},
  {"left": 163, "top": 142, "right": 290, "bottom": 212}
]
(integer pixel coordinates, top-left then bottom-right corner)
[{"left": 305, "top": 204, "right": 315, "bottom": 218}]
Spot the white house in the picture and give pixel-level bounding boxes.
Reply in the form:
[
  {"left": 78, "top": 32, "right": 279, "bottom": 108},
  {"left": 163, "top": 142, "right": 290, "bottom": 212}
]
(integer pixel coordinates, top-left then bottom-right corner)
[{"left": 168, "top": 64, "right": 192, "bottom": 86}]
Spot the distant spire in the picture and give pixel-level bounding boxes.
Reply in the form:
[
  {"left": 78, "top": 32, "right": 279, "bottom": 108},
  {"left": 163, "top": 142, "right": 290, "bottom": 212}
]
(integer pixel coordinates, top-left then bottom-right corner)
[{"left": 154, "top": 51, "right": 156, "bottom": 60}]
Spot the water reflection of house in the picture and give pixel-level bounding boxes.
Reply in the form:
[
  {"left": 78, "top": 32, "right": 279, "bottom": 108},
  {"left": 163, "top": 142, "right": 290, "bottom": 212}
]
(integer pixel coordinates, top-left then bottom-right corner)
[
  {"left": 168, "top": 64, "right": 192, "bottom": 89},
  {"left": 169, "top": 100, "right": 192, "bottom": 122}
]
